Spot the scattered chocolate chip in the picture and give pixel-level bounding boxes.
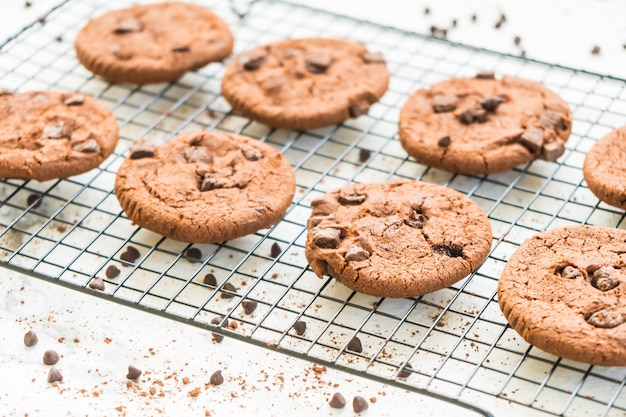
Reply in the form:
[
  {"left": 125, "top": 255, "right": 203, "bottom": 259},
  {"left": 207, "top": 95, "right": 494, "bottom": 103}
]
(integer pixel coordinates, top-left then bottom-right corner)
[
  {"left": 63, "top": 94, "right": 84, "bottom": 106},
  {"left": 312, "top": 228, "right": 342, "bottom": 249},
  {"left": 55, "top": 35, "right": 63, "bottom": 42},
  {"left": 185, "top": 147, "right": 212, "bottom": 164},
  {"left": 126, "top": 365, "right": 142, "bottom": 380},
  {"left": 589, "top": 267, "right": 620, "bottom": 291},
  {"left": 47, "top": 367, "right": 63, "bottom": 383},
  {"left": 27, "top": 193, "right": 42, "bottom": 208},
  {"left": 211, "top": 316, "right": 228, "bottom": 343},
  {"left": 440, "top": 28, "right": 448, "bottom": 38},
  {"left": 472, "top": 108, "right": 488, "bottom": 123},
  {"left": 353, "top": 396, "right": 369, "bottom": 413},
  {"left": 203, "top": 273, "right": 217, "bottom": 287},
  {"left": 88, "top": 277, "right": 105, "bottom": 291},
  {"left": 0, "top": 88, "right": 13, "bottom": 97},
  {"left": 587, "top": 307, "right": 625, "bottom": 328},
  {"left": 471, "top": 14, "right": 477, "bottom": 22},
  {"left": 344, "top": 245, "right": 370, "bottom": 262},
  {"left": 514, "top": 36, "right": 521, "bottom": 46},
  {"left": 432, "top": 243, "right": 464, "bottom": 257},
  {"left": 239, "top": 144, "right": 263, "bottom": 161},
  {"left": 494, "top": 13, "right": 506, "bottom": 29},
  {"left": 305, "top": 52, "right": 332, "bottom": 73},
  {"left": 105, "top": 265, "right": 120, "bottom": 279},
  {"left": 338, "top": 193, "right": 367, "bottom": 205},
  {"left": 452, "top": 19, "right": 458, "bottom": 27},
  {"left": 520, "top": 50, "right": 527, "bottom": 58},
  {"left": 358, "top": 148, "right": 371, "bottom": 163},
  {"left": 270, "top": 242, "right": 281, "bottom": 258},
  {"left": 72, "top": 139, "right": 101, "bottom": 154},
  {"left": 432, "top": 94, "right": 458, "bottom": 113},
  {"left": 405, "top": 209, "right": 428, "bottom": 229},
  {"left": 210, "top": 370, "right": 224, "bottom": 385},
  {"left": 43, "top": 350, "right": 60, "bottom": 365},
  {"left": 360, "top": 51, "right": 384, "bottom": 64},
  {"left": 424, "top": 7, "right": 430, "bottom": 15},
  {"left": 457, "top": 109, "right": 475, "bottom": 124},
  {"left": 24, "top": 330, "right": 38, "bottom": 347},
  {"left": 430, "top": 26, "right": 437, "bottom": 36},
  {"left": 495, "top": 21, "right": 503, "bottom": 29},
  {"left": 242, "top": 300, "right": 258, "bottom": 315},
  {"left": 292, "top": 320, "right": 306, "bottom": 336},
  {"left": 307, "top": 214, "right": 335, "bottom": 229},
  {"left": 329, "top": 392, "right": 346, "bottom": 409},
  {"left": 398, "top": 362, "right": 413, "bottom": 378},
  {"left": 591, "top": 45, "right": 601, "bottom": 55},
  {"left": 220, "top": 282, "right": 237, "bottom": 299},
  {"left": 185, "top": 247, "right": 202, "bottom": 261},
  {"left": 129, "top": 140, "right": 155, "bottom": 159},
  {"left": 539, "top": 110, "right": 565, "bottom": 130},
  {"left": 36, "top": 15, "right": 46, "bottom": 24},
  {"left": 120, "top": 246, "right": 140, "bottom": 263},
  {"left": 112, "top": 49, "right": 133, "bottom": 60},
  {"left": 437, "top": 136, "right": 451, "bottom": 147},
  {"left": 519, "top": 126, "right": 544, "bottom": 154},
  {"left": 480, "top": 96, "right": 504, "bottom": 112},
  {"left": 43, "top": 122, "right": 71, "bottom": 139},
  {"left": 586, "top": 264, "right": 601, "bottom": 276},
  {"left": 475, "top": 71, "right": 495, "bottom": 80},
  {"left": 24, "top": 1, "right": 32, "bottom": 7},
  {"left": 171, "top": 45, "right": 190, "bottom": 52},
  {"left": 541, "top": 140, "right": 565, "bottom": 162},
  {"left": 559, "top": 265, "right": 582, "bottom": 279},
  {"left": 346, "top": 336, "right": 362, "bottom": 353},
  {"left": 114, "top": 18, "right": 143, "bottom": 34},
  {"left": 241, "top": 49, "right": 266, "bottom": 70},
  {"left": 349, "top": 102, "right": 371, "bottom": 118}
]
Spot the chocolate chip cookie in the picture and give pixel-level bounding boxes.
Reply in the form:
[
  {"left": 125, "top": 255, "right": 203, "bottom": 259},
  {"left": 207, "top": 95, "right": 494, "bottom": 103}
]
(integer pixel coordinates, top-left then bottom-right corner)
[
  {"left": 75, "top": 2, "right": 233, "bottom": 84},
  {"left": 305, "top": 180, "right": 492, "bottom": 298},
  {"left": 114, "top": 131, "right": 295, "bottom": 243},
  {"left": 0, "top": 91, "right": 119, "bottom": 181},
  {"left": 583, "top": 126, "right": 626, "bottom": 210},
  {"left": 221, "top": 38, "right": 389, "bottom": 130},
  {"left": 498, "top": 225, "right": 626, "bottom": 366},
  {"left": 399, "top": 74, "right": 572, "bottom": 175}
]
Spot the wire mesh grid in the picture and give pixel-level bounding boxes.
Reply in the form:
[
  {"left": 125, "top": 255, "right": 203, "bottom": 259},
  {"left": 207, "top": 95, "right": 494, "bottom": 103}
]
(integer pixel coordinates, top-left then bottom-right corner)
[{"left": 1, "top": 0, "right": 626, "bottom": 416}]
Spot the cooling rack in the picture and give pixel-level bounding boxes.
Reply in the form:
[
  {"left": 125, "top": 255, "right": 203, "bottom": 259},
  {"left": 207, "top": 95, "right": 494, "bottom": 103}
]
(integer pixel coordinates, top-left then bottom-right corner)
[{"left": 1, "top": 0, "right": 626, "bottom": 416}]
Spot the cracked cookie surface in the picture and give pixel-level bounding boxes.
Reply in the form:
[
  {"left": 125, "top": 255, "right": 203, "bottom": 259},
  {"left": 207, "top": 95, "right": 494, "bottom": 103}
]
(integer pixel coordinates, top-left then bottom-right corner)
[
  {"left": 304, "top": 179, "right": 492, "bottom": 298},
  {"left": 399, "top": 75, "right": 572, "bottom": 175},
  {"left": 498, "top": 225, "right": 626, "bottom": 366},
  {"left": 114, "top": 131, "right": 295, "bottom": 243},
  {"left": 0, "top": 90, "right": 119, "bottom": 181},
  {"left": 75, "top": 2, "right": 233, "bottom": 84},
  {"left": 221, "top": 38, "right": 389, "bottom": 130}
]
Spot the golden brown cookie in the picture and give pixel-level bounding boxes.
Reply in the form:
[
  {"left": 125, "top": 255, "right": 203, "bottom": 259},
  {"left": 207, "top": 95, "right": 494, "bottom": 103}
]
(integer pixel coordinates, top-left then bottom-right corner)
[
  {"left": 75, "top": 2, "right": 233, "bottom": 84},
  {"left": 114, "top": 131, "right": 295, "bottom": 243},
  {"left": 221, "top": 38, "right": 389, "bottom": 130},
  {"left": 0, "top": 91, "right": 119, "bottom": 181},
  {"left": 583, "top": 126, "right": 626, "bottom": 210},
  {"left": 304, "top": 179, "right": 492, "bottom": 298},
  {"left": 399, "top": 74, "right": 572, "bottom": 175},
  {"left": 498, "top": 225, "right": 626, "bottom": 366}
]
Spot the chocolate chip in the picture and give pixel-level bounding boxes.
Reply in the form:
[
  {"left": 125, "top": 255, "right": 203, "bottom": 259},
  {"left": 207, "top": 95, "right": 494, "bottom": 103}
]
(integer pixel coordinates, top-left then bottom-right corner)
[
  {"left": 519, "top": 126, "right": 544, "bottom": 154},
  {"left": 0, "top": 88, "right": 13, "bottom": 97},
  {"left": 210, "top": 370, "right": 224, "bottom": 385},
  {"left": 437, "top": 136, "right": 451, "bottom": 147},
  {"left": 292, "top": 320, "right": 306, "bottom": 336},
  {"left": 55, "top": 35, "right": 63, "bottom": 42},
  {"left": 43, "top": 122, "right": 71, "bottom": 139},
  {"left": 185, "top": 147, "right": 212, "bottom": 164},
  {"left": 203, "top": 273, "right": 217, "bottom": 287},
  {"left": 424, "top": 7, "right": 430, "bottom": 15},
  {"left": 471, "top": 14, "right": 477, "bottom": 22},
  {"left": 398, "top": 362, "right": 413, "bottom": 378},
  {"left": 353, "top": 396, "right": 369, "bottom": 413},
  {"left": 405, "top": 209, "right": 428, "bottom": 229},
  {"left": 452, "top": 19, "right": 458, "bottom": 27},
  {"left": 126, "top": 365, "right": 142, "bottom": 380},
  {"left": 63, "top": 94, "right": 84, "bottom": 106},
  {"left": 171, "top": 45, "right": 190, "bottom": 52},
  {"left": 591, "top": 45, "right": 601, "bottom": 55},
  {"left": 338, "top": 193, "right": 367, "bottom": 205},
  {"left": 307, "top": 214, "right": 335, "bottom": 229},
  {"left": 514, "top": 36, "right": 521, "bottom": 46},
  {"left": 185, "top": 247, "right": 202, "bottom": 261},
  {"left": 200, "top": 174, "right": 220, "bottom": 191},
  {"left": 72, "top": 138, "right": 101, "bottom": 154},
  {"left": 43, "top": 350, "right": 60, "bottom": 365},
  {"left": 24, "top": 330, "right": 38, "bottom": 347},
  {"left": 457, "top": 109, "right": 475, "bottom": 124},
  {"left": 358, "top": 148, "right": 371, "bottom": 163},
  {"left": 105, "top": 265, "right": 120, "bottom": 279},
  {"left": 27, "top": 193, "right": 42, "bottom": 208},
  {"left": 541, "top": 140, "right": 565, "bottom": 162},
  {"left": 305, "top": 52, "right": 332, "bottom": 73},
  {"left": 120, "top": 246, "right": 140, "bottom": 263},
  {"left": 475, "top": 71, "right": 495, "bottom": 79},
  {"left": 587, "top": 307, "right": 625, "bottom": 328},
  {"left": 129, "top": 140, "right": 155, "bottom": 159},
  {"left": 472, "top": 108, "right": 488, "bottom": 123},
  {"left": 47, "top": 367, "right": 63, "bottom": 383},
  {"left": 220, "top": 282, "right": 237, "bottom": 299},
  {"left": 586, "top": 264, "right": 601, "bottom": 276},
  {"left": 480, "top": 96, "right": 504, "bottom": 112},
  {"left": 329, "top": 392, "right": 346, "bottom": 409},
  {"left": 560, "top": 265, "right": 582, "bottom": 279},
  {"left": 538, "top": 110, "right": 565, "bottom": 130},
  {"left": 241, "top": 50, "right": 266, "bottom": 70},
  {"left": 211, "top": 316, "right": 228, "bottom": 343},
  {"left": 360, "top": 51, "right": 384, "bottom": 64},
  {"left": 239, "top": 144, "right": 263, "bottom": 161},
  {"left": 433, "top": 243, "right": 464, "bottom": 258},
  {"left": 589, "top": 267, "right": 620, "bottom": 292},
  {"left": 112, "top": 49, "right": 133, "bottom": 60},
  {"left": 24, "top": 1, "right": 32, "bottom": 7},
  {"left": 242, "top": 300, "right": 257, "bottom": 315},
  {"left": 89, "top": 277, "right": 105, "bottom": 291},
  {"left": 349, "top": 102, "right": 371, "bottom": 118},
  {"left": 344, "top": 245, "right": 370, "bottom": 262},
  {"left": 346, "top": 336, "right": 362, "bottom": 353},
  {"left": 270, "top": 242, "right": 281, "bottom": 258},
  {"left": 432, "top": 94, "right": 458, "bottom": 113},
  {"left": 312, "top": 228, "right": 342, "bottom": 249},
  {"left": 114, "top": 18, "right": 143, "bottom": 34}
]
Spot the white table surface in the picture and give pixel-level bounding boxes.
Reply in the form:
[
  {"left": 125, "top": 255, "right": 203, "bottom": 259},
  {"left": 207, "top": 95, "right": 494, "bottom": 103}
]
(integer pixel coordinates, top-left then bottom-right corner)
[{"left": 0, "top": 1, "right": 624, "bottom": 417}]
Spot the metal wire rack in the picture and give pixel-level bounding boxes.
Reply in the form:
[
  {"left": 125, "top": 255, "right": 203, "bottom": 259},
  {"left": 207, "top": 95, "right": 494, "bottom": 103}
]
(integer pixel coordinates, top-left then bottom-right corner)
[{"left": 1, "top": 0, "right": 626, "bottom": 415}]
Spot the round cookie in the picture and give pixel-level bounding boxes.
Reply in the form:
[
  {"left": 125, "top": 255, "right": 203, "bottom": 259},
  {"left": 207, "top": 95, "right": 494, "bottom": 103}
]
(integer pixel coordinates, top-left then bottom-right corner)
[
  {"left": 75, "top": 2, "right": 233, "bottom": 84},
  {"left": 114, "top": 131, "right": 295, "bottom": 243},
  {"left": 221, "top": 38, "right": 389, "bottom": 130},
  {"left": 304, "top": 180, "right": 492, "bottom": 298},
  {"left": 399, "top": 74, "right": 572, "bottom": 175},
  {"left": 0, "top": 90, "right": 119, "bottom": 181},
  {"left": 498, "top": 225, "right": 626, "bottom": 366},
  {"left": 583, "top": 126, "right": 626, "bottom": 210}
]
